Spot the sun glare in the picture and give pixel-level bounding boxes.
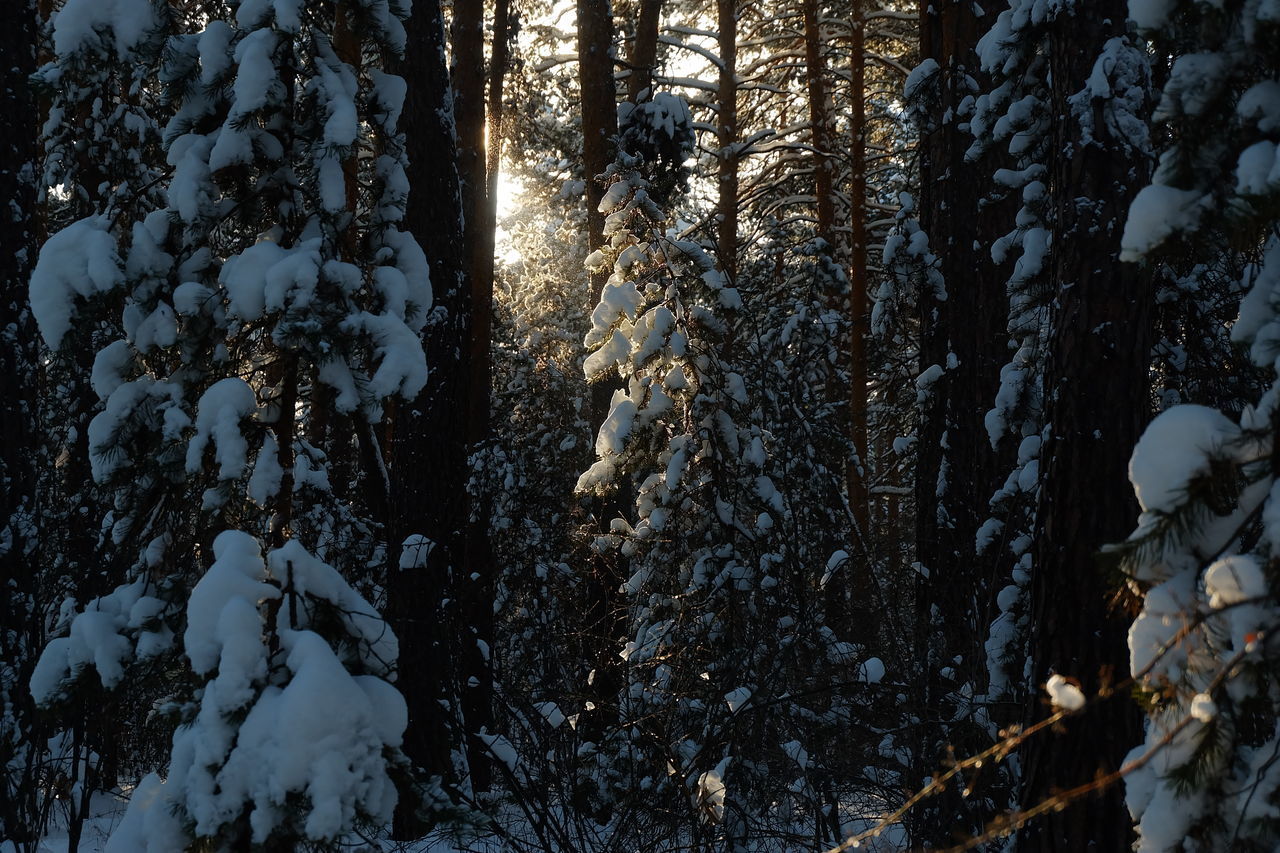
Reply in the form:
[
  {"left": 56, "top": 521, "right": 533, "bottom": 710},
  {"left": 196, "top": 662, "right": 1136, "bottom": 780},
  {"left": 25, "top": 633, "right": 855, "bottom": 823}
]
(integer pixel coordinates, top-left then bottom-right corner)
[{"left": 495, "top": 163, "right": 525, "bottom": 265}]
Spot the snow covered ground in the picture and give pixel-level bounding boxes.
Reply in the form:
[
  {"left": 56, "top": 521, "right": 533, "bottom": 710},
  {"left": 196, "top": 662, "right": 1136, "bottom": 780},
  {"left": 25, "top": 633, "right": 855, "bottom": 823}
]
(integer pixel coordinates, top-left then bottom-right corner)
[
  {"left": 31, "top": 791, "right": 128, "bottom": 853},
  {"left": 34, "top": 787, "right": 906, "bottom": 853}
]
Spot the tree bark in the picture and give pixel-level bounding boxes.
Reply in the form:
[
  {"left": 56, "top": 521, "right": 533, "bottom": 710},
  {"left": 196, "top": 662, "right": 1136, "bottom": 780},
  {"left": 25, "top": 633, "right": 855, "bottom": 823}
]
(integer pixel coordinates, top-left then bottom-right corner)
[
  {"left": 1019, "top": 10, "right": 1150, "bottom": 849},
  {"left": 716, "top": 0, "right": 738, "bottom": 281},
  {"left": 0, "top": 0, "right": 43, "bottom": 844},
  {"left": 575, "top": 0, "right": 625, "bottom": 797},
  {"left": 578, "top": 0, "right": 619, "bottom": 287},
  {"left": 449, "top": 0, "right": 496, "bottom": 795},
  {"left": 846, "top": 0, "right": 870, "bottom": 535},
  {"left": 912, "top": 0, "right": 1015, "bottom": 841},
  {"left": 389, "top": 0, "right": 472, "bottom": 823},
  {"left": 625, "top": 0, "right": 662, "bottom": 103}
]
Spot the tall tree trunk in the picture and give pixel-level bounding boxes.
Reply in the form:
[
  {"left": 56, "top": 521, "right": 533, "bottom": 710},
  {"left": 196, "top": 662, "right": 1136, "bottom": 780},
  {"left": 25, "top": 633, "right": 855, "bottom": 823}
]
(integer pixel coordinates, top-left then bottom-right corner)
[
  {"left": 716, "top": 0, "right": 738, "bottom": 281},
  {"left": 625, "top": 0, "right": 662, "bottom": 102},
  {"left": 845, "top": 0, "right": 870, "bottom": 535},
  {"left": 912, "top": 0, "right": 1015, "bottom": 841},
  {"left": 471, "top": 0, "right": 514, "bottom": 449},
  {"left": 575, "top": 0, "right": 625, "bottom": 796},
  {"left": 0, "top": 0, "right": 43, "bottom": 844},
  {"left": 578, "top": 0, "right": 619, "bottom": 289},
  {"left": 458, "top": 0, "right": 516, "bottom": 799},
  {"left": 389, "top": 0, "right": 472, "bottom": 825},
  {"left": 1019, "top": 11, "right": 1150, "bottom": 850},
  {"left": 450, "top": 0, "right": 495, "bottom": 795}
]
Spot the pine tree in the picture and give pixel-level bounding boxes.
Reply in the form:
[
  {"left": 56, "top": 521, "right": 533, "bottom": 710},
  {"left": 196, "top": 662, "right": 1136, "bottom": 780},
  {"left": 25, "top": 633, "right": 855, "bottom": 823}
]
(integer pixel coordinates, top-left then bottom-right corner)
[
  {"left": 1116, "top": 0, "right": 1280, "bottom": 847},
  {"left": 30, "top": 2, "right": 434, "bottom": 846},
  {"left": 575, "top": 92, "right": 877, "bottom": 847},
  {"left": 26, "top": 1, "right": 172, "bottom": 837}
]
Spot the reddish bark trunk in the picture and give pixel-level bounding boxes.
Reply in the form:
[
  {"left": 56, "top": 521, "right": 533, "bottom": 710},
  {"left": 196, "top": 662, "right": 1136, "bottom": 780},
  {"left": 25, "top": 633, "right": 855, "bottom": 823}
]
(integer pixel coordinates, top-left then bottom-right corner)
[{"left": 716, "top": 0, "right": 738, "bottom": 280}]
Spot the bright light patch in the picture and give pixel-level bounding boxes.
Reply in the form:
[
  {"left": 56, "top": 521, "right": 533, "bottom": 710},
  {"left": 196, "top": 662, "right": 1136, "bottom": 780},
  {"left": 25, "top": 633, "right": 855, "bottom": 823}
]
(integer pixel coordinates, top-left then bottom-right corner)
[{"left": 495, "top": 165, "right": 525, "bottom": 265}]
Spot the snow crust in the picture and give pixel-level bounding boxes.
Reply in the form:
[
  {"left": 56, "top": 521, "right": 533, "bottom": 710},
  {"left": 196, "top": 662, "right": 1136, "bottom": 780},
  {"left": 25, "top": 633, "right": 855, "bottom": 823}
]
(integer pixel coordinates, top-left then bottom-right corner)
[
  {"left": 1120, "top": 185, "right": 1204, "bottom": 261},
  {"left": 52, "top": 0, "right": 158, "bottom": 58},
  {"left": 1128, "top": 404, "right": 1240, "bottom": 513},
  {"left": 30, "top": 217, "right": 124, "bottom": 348},
  {"left": 1045, "top": 674, "right": 1085, "bottom": 711},
  {"left": 185, "top": 378, "right": 259, "bottom": 481}
]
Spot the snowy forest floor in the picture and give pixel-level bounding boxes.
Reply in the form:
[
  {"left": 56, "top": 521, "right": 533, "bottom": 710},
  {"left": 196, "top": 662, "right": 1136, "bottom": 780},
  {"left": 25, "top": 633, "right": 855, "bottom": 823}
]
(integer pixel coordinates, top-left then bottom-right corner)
[{"left": 34, "top": 788, "right": 910, "bottom": 853}]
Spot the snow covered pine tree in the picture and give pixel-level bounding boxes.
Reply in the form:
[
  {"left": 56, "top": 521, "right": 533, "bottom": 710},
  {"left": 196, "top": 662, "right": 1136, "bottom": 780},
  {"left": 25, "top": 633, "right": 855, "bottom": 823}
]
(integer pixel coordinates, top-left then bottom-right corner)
[
  {"left": 29, "top": 1, "right": 432, "bottom": 848},
  {"left": 576, "top": 92, "right": 877, "bottom": 847},
  {"left": 1117, "top": 0, "right": 1280, "bottom": 847}
]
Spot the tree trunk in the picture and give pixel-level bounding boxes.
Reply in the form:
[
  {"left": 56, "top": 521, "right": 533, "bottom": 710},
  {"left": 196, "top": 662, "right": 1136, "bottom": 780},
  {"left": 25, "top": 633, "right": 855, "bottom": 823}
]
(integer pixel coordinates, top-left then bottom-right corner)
[
  {"left": 716, "top": 0, "right": 738, "bottom": 281},
  {"left": 578, "top": 0, "right": 619, "bottom": 289},
  {"left": 450, "top": 0, "right": 495, "bottom": 795},
  {"left": 389, "top": 0, "right": 472, "bottom": 825},
  {"left": 912, "top": 0, "right": 1015, "bottom": 841},
  {"left": 575, "top": 0, "right": 626, "bottom": 800},
  {"left": 845, "top": 0, "right": 870, "bottom": 535},
  {"left": 1019, "top": 10, "right": 1150, "bottom": 849},
  {"left": 0, "top": 0, "right": 43, "bottom": 844},
  {"left": 625, "top": 0, "right": 662, "bottom": 102}
]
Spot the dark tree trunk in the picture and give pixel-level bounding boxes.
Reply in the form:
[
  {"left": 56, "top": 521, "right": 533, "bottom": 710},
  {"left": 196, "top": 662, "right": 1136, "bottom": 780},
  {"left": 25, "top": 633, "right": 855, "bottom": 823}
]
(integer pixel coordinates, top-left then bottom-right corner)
[
  {"left": 624, "top": 0, "right": 662, "bottom": 102},
  {"left": 574, "top": 3, "right": 633, "bottom": 816},
  {"left": 716, "top": 0, "right": 738, "bottom": 281},
  {"left": 578, "top": 0, "right": 619, "bottom": 292},
  {"left": 0, "top": 0, "right": 42, "bottom": 845},
  {"left": 449, "top": 0, "right": 495, "bottom": 795},
  {"left": 845, "top": 0, "right": 870, "bottom": 536},
  {"left": 470, "top": 0, "right": 514, "bottom": 447},
  {"left": 1019, "top": 10, "right": 1151, "bottom": 849},
  {"left": 389, "top": 0, "right": 472, "bottom": 825},
  {"left": 912, "top": 0, "right": 1015, "bottom": 841}
]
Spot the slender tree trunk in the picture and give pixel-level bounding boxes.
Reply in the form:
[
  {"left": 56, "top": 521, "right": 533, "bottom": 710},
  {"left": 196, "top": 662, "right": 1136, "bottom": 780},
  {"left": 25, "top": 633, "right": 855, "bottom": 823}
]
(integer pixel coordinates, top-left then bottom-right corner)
[
  {"left": 804, "top": 0, "right": 870, "bottom": 536},
  {"left": 1019, "top": 11, "right": 1150, "bottom": 849},
  {"left": 457, "top": 0, "right": 516, "bottom": 799},
  {"left": 803, "top": 0, "right": 834, "bottom": 246},
  {"left": 450, "top": 0, "right": 495, "bottom": 795},
  {"left": 625, "top": 0, "right": 662, "bottom": 102},
  {"left": 453, "top": 0, "right": 486, "bottom": 220},
  {"left": 574, "top": 4, "right": 633, "bottom": 818},
  {"left": 471, "top": 0, "right": 514, "bottom": 444},
  {"left": 389, "top": 0, "right": 472, "bottom": 826},
  {"left": 716, "top": 0, "right": 738, "bottom": 281},
  {"left": 454, "top": 0, "right": 491, "bottom": 446},
  {"left": 578, "top": 0, "right": 619, "bottom": 286},
  {"left": 845, "top": 0, "right": 869, "bottom": 534}
]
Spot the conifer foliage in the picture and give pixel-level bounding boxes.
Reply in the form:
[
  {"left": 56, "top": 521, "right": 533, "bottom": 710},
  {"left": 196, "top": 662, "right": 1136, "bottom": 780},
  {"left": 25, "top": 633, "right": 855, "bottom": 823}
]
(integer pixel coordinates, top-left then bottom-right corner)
[
  {"left": 28, "top": 0, "right": 428, "bottom": 846},
  {"left": 1118, "top": 0, "right": 1280, "bottom": 846},
  {"left": 9, "top": 0, "right": 1280, "bottom": 849}
]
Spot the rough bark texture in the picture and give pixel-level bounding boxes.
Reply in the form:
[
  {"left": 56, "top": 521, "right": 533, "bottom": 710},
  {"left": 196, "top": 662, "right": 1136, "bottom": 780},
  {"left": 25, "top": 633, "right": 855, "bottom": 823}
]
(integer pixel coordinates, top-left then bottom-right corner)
[
  {"left": 578, "top": 0, "right": 619, "bottom": 290},
  {"left": 845, "top": 0, "right": 870, "bottom": 535},
  {"left": 449, "top": 0, "right": 495, "bottom": 794},
  {"left": 0, "top": 0, "right": 42, "bottom": 843},
  {"left": 389, "top": 0, "right": 472, "bottom": 820},
  {"left": 471, "top": 0, "right": 514, "bottom": 445},
  {"left": 455, "top": 0, "right": 493, "bottom": 447},
  {"left": 575, "top": 0, "right": 626, "bottom": 786},
  {"left": 716, "top": 0, "right": 738, "bottom": 281},
  {"left": 912, "top": 0, "right": 1015, "bottom": 841},
  {"left": 460, "top": 0, "right": 516, "bottom": 798},
  {"left": 1019, "top": 9, "right": 1150, "bottom": 849},
  {"left": 625, "top": 0, "right": 662, "bottom": 103}
]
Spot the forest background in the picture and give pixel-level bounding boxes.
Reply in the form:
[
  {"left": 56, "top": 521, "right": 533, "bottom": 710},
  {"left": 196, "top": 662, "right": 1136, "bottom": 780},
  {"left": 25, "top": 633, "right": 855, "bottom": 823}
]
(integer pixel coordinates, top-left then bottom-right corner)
[{"left": 1, "top": 0, "right": 1279, "bottom": 850}]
